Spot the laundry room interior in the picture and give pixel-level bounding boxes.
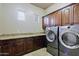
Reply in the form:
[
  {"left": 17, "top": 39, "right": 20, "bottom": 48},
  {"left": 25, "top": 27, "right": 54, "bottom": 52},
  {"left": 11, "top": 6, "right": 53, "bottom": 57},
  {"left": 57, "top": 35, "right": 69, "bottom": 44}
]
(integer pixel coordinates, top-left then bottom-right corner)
[{"left": 0, "top": 3, "right": 79, "bottom": 56}]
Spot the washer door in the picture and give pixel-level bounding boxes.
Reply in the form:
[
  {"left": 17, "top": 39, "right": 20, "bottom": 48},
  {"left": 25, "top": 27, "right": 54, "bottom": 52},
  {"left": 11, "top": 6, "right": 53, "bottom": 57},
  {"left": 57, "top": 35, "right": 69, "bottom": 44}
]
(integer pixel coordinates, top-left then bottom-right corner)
[
  {"left": 46, "top": 30, "right": 56, "bottom": 42},
  {"left": 59, "top": 31, "right": 79, "bottom": 49}
]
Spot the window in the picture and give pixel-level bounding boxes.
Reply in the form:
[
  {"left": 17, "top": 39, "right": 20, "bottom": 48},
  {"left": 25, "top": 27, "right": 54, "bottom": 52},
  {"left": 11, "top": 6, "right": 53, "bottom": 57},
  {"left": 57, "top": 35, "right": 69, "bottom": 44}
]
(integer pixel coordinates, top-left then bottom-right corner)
[{"left": 17, "top": 11, "right": 25, "bottom": 21}]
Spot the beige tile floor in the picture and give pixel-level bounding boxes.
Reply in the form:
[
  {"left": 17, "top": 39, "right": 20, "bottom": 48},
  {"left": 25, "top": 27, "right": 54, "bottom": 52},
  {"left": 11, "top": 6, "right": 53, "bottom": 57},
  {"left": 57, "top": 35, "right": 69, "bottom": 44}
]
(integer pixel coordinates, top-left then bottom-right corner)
[{"left": 23, "top": 48, "right": 52, "bottom": 56}]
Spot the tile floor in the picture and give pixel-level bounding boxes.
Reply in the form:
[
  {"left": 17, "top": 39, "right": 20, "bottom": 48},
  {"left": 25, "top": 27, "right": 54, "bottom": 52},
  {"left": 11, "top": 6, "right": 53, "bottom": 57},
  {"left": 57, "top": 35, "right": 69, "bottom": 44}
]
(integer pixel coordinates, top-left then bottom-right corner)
[{"left": 23, "top": 48, "right": 52, "bottom": 56}]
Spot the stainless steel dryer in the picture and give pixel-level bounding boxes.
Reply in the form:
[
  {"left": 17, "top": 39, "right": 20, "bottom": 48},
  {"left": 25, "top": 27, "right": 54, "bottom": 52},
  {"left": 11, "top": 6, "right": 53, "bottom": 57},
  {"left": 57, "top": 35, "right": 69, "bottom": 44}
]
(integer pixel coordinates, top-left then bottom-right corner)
[
  {"left": 59, "top": 24, "right": 79, "bottom": 56},
  {"left": 45, "top": 26, "right": 59, "bottom": 56}
]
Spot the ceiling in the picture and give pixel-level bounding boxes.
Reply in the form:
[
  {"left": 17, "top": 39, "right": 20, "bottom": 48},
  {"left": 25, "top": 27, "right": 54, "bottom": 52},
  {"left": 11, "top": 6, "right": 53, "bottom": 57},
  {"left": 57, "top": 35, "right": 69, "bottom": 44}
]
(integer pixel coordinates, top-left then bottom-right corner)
[{"left": 31, "top": 3, "right": 54, "bottom": 9}]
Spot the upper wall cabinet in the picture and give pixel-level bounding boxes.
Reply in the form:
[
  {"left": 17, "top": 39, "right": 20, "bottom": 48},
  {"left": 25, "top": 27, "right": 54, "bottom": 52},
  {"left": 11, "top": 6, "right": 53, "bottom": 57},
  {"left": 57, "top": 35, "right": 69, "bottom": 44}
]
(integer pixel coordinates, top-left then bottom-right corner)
[
  {"left": 73, "top": 4, "right": 79, "bottom": 24},
  {"left": 54, "top": 11, "right": 62, "bottom": 26},
  {"left": 49, "top": 13, "right": 55, "bottom": 26},
  {"left": 61, "top": 5, "right": 74, "bottom": 25},
  {"left": 42, "top": 3, "right": 79, "bottom": 30},
  {"left": 42, "top": 15, "right": 50, "bottom": 29},
  {"left": 42, "top": 10, "right": 61, "bottom": 29},
  {"left": 50, "top": 11, "right": 61, "bottom": 26}
]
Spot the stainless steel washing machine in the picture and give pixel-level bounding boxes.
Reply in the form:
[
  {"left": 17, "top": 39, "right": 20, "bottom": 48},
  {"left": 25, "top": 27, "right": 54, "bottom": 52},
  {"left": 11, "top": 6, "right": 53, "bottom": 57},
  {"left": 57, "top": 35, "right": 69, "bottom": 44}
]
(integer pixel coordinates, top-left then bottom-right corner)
[
  {"left": 45, "top": 26, "right": 59, "bottom": 56},
  {"left": 59, "top": 24, "right": 79, "bottom": 56}
]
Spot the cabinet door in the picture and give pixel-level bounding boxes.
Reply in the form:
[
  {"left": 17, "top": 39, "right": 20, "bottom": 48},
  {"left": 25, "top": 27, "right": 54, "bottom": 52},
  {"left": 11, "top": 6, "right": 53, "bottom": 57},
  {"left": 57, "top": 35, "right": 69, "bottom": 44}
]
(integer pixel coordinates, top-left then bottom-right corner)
[
  {"left": 54, "top": 11, "right": 61, "bottom": 26},
  {"left": 42, "top": 15, "right": 50, "bottom": 29},
  {"left": 8, "top": 40, "right": 16, "bottom": 56},
  {"left": 49, "top": 13, "right": 55, "bottom": 26},
  {"left": 42, "top": 17, "right": 45, "bottom": 29},
  {"left": 1, "top": 45, "right": 10, "bottom": 56},
  {"left": 49, "top": 11, "right": 61, "bottom": 26},
  {"left": 24, "top": 38, "right": 33, "bottom": 53},
  {"left": 33, "top": 37, "right": 42, "bottom": 50},
  {"left": 0, "top": 41, "right": 2, "bottom": 55},
  {"left": 0, "top": 46, "right": 1, "bottom": 54},
  {"left": 15, "top": 39, "right": 24, "bottom": 55},
  {"left": 73, "top": 4, "right": 79, "bottom": 24},
  {"left": 61, "top": 6, "right": 73, "bottom": 25},
  {"left": 1, "top": 40, "right": 12, "bottom": 56},
  {"left": 1, "top": 40, "right": 15, "bottom": 56},
  {"left": 33, "top": 36, "right": 46, "bottom": 50}
]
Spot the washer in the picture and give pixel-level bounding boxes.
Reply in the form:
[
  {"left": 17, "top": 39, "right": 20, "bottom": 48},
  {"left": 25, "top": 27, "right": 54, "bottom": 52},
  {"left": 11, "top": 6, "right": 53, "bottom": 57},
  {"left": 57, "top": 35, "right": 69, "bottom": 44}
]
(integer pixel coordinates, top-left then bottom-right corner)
[
  {"left": 59, "top": 24, "right": 79, "bottom": 56},
  {"left": 45, "top": 26, "right": 59, "bottom": 56}
]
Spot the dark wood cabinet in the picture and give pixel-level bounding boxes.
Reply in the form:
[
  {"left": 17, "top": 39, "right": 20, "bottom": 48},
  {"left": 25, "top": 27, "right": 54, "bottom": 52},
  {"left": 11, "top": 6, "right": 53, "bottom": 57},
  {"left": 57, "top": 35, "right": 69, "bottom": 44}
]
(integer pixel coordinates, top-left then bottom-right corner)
[
  {"left": 15, "top": 39, "right": 24, "bottom": 55},
  {"left": 1, "top": 41, "right": 7, "bottom": 56},
  {"left": 50, "top": 11, "right": 61, "bottom": 26},
  {"left": 0, "top": 46, "right": 1, "bottom": 54},
  {"left": 33, "top": 36, "right": 46, "bottom": 50},
  {"left": 1, "top": 40, "right": 15, "bottom": 56},
  {"left": 54, "top": 11, "right": 62, "bottom": 26},
  {"left": 61, "top": 3, "right": 79, "bottom": 25},
  {"left": 24, "top": 38, "right": 33, "bottom": 53},
  {"left": 42, "top": 15, "right": 50, "bottom": 29},
  {"left": 42, "top": 3, "right": 79, "bottom": 29},
  {"left": 73, "top": 4, "right": 79, "bottom": 24},
  {"left": 1, "top": 45, "right": 11, "bottom": 56},
  {"left": 49, "top": 13, "right": 55, "bottom": 26},
  {"left": 61, "top": 6, "right": 73, "bottom": 25},
  {"left": 42, "top": 11, "right": 62, "bottom": 29},
  {"left": 9, "top": 40, "right": 15, "bottom": 55},
  {"left": 0, "top": 35, "right": 46, "bottom": 56},
  {"left": 0, "top": 40, "right": 2, "bottom": 55}
]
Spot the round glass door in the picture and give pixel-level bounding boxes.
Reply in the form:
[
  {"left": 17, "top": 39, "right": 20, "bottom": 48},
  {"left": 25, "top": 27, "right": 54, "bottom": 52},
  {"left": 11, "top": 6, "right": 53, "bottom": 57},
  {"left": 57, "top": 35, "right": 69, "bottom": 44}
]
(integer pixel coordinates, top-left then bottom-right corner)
[
  {"left": 60, "top": 31, "right": 79, "bottom": 49},
  {"left": 46, "top": 30, "right": 56, "bottom": 42}
]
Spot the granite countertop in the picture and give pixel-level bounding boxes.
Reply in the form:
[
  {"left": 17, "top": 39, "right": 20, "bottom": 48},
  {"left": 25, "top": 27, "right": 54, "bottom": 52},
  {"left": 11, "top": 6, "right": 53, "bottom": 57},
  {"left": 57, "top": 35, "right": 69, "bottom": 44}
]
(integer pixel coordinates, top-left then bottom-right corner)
[{"left": 0, "top": 32, "right": 46, "bottom": 40}]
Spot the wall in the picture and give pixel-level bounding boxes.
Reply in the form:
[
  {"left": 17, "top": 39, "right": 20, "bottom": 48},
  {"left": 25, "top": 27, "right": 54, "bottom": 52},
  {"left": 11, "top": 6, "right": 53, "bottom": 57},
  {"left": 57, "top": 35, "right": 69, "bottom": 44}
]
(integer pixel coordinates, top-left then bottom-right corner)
[
  {"left": 44, "top": 3, "right": 71, "bottom": 15},
  {"left": 0, "top": 3, "right": 45, "bottom": 35},
  {"left": 0, "top": 4, "right": 4, "bottom": 35},
  {"left": 0, "top": 4, "right": 1, "bottom": 34}
]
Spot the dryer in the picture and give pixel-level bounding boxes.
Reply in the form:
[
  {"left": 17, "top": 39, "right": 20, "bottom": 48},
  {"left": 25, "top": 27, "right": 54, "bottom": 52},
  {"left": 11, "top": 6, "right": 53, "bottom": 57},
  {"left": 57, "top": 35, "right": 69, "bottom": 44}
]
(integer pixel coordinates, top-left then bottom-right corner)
[
  {"left": 45, "top": 26, "right": 59, "bottom": 56},
  {"left": 59, "top": 24, "right": 79, "bottom": 56}
]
